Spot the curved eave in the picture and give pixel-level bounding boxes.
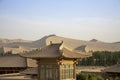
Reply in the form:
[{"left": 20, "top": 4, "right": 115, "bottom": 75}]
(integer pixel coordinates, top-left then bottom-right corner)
[
  {"left": 62, "top": 53, "right": 91, "bottom": 59},
  {"left": 20, "top": 43, "right": 92, "bottom": 59},
  {"left": 29, "top": 56, "right": 61, "bottom": 60},
  {"left": 20, "top": 53, "right": 61, "bottom": 59},
  {"left": 20, "top": 43, "right": 62, "bottom": 59}
]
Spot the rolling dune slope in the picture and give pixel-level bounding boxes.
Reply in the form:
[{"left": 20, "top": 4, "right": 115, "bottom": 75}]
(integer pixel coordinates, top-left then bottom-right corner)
[
  {"left": 46, "top": 35, "right": 120, "bottom": 52},
  {"left": 0, "top": 35, "right": 120, "bottom": 53}
]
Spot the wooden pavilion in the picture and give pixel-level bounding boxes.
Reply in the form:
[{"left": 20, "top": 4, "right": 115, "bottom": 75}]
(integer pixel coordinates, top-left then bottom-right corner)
[
  {"left": 104, "top": 64, "right": 120, "bottom": 78},
  {"left": 0, "top": 54, "right": 27, "bottom": 74},
  {"left": 21, "top": 42, "right": 91, "bottom": 80},
  {"left": 0, "top": 54, "right": 37, "bottom": 75}
]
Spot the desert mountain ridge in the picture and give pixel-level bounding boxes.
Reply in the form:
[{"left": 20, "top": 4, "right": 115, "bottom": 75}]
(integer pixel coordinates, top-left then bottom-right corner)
[
  {"left": 0, "top": 38, "right": 31, "bottom": 44},
  {"left": 0, "top": 34, "right": 120, "bottom": 54},
  {"left": 89, "top": 39, "right": 102, "bottom": 42},
  {"left": 0, "top": 34, "right": 118, "bottom": 44}
]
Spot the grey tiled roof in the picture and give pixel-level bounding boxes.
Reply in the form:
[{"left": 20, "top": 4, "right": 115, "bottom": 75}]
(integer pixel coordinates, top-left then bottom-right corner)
[
  {"left": 21, "top": 43, "right": 61, "bottom": 58},
  {"left": 0, "top": 54, "right": 27, "bottom": 67},
  {"left": 104, "top": 64, "right": 120, "bottom": 73},
  {"left": 21, "top": 43, "right": 91, "bottom": 59}
]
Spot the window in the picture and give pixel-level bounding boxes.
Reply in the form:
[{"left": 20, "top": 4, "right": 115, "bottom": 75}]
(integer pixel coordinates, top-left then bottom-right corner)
[
  {"left": 40, "top": 65, "right": 45, "bottom": 80},
  {"left": 39, "top": 64, "right": 59, "bottom": 80},
  {"left": 61, "top": 64, "right": 74, "bottom": 80}
]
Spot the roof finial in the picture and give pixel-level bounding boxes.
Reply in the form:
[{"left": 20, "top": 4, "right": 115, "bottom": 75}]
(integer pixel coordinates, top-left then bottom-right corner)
[{"left": 61, "top": 40, "right": 63, "bottom": 44}]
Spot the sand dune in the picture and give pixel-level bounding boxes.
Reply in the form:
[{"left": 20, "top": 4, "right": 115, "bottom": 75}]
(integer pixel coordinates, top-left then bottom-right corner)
[
  {"left": 46, "top": 35, "right": 120, "bottom": 52},
  {"left": 0, "top": 35, "right": 120, "bottom": 53},
  {"left": 0, "top": 35, "right": 52, "bottom": 48},
  {"left": 0, "top": 38, "right": 30, "bottom": 44}
]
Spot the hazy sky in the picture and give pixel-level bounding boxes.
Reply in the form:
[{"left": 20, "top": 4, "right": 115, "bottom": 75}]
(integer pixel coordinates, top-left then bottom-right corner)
[{"left": 0, "top": 0, "right": 120, "bottom": 42}]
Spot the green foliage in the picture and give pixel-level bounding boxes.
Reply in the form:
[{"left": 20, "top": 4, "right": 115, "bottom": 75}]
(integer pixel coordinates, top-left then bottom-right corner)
[
  {"left": 105, "top": 77, "right": 120, "bottom": 80},
  {"left": 118, "top": 59, "right": 120, "bottom": 64},
  {"left": 78, "top": 51, "right": 120, "bottom": 66},
  {"left": 77, "top": 73, "right": 88, "bottom": 80},
  {"left": 77, "top": 73, "right": 120, "bottom": 80},
  {"left": 114, "top": 77, "right": 120, "bottom": 80},
  {"left": 97, "top": 76, "right": 104, "bottom": 80},
  {"left": 76, "top": 73, "right": 104, "bottom": 80},
  {"left": 109, "top": 77, "right": 113, "bottom": 80}
]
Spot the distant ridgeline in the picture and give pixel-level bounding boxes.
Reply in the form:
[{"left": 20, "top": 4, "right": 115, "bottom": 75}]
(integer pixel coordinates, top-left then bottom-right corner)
[{"left": 78, "top": 51, "right": 120, "bottom": 66}]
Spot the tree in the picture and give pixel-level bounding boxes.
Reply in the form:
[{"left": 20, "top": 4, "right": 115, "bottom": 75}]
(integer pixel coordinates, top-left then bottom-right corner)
[{"left": 78, "top": 51, "right": 120, "bottom": 66}]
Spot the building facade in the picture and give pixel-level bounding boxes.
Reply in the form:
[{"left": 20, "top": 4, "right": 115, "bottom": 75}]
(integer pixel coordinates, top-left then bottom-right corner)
[
  {"left": 0, "top": 54, "right": 27, "bottom": 74},
  {"left": 104, "top": 64, "right": 120, "bottom": 78},
  {"left": 21, "top": 42, "right": 91, "bottom": 80}
]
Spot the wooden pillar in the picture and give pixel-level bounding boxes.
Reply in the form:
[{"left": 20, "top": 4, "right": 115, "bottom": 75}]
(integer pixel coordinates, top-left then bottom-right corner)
[
  {"left": 37, "top": 59, "right": 40, "bottom": 80},
  {"left": 73, "top": 63, "right": 76, "bottom": 80},
  {"left": 73, "top": 59, "right": 77, "bottom": 80},
  {"left": 59, "top": 64, "right": 61, "bottom": 80},
  {"left": 57, "top": 59, "right": 62, "bottom": 80}
]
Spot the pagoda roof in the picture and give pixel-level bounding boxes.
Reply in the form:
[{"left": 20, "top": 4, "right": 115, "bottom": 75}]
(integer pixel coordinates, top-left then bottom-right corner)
[
  {"left": 21, "top": 42, "right": 91, "bottom": 59},
  {"left": 0, "top": 54, "right": 27, "bottom": 67},
  {"left": 104, "top": 64, "right": 120, "bottom": 73}
]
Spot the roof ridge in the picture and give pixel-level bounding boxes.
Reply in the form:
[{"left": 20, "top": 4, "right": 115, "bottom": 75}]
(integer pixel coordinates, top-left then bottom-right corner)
[{"left": 59, "top": 44, "right": 73, "bottom": 51}]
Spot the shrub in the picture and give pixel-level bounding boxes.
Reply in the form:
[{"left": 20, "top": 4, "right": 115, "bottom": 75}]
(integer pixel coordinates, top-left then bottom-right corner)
[
  {"left": 115, "top": 77, "right": 120, "bottom": 80},
  {"left": 76, "top": 73, "right": 104, "bottom": 80}
]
